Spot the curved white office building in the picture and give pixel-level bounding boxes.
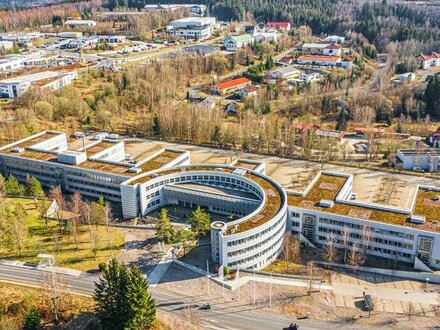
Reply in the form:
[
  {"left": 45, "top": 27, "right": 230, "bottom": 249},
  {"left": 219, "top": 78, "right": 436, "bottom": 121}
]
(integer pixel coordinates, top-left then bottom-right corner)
[{"left": 122, "top": 162, "right": 288, "bottom": 270}]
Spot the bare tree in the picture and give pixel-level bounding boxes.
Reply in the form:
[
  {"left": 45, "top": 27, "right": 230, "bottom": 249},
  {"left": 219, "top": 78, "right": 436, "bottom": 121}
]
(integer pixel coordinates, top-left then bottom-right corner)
[
  {"left": 360, "top": 225, "right": 372, "bottom": 263},
  {"left": 184, "top": 306, "right": 201, "bottom": 326},
  {"left": 90, "top": 231, "right": 99, "bottom": 261},
  {"left": 80, "top": 201, "right": 93, "bottom": 243},
  {"left": 104, "top": 202, "right": 113, "bottom": 253},
  {"left": 42, "top": 267, "right": 67, "bottom": 323},
  {"left": 283, "top": 232, "right": 301, "bottom": 271},
  {"left": 323, "top": 234, "right": 339, "bottom": 264},
  {"left": 342, "top": 227, "right": 350, "bottom": 263},
  {"left": 68, "top": 193, "right": 82, "bottom": 250},
  {"left": 348, "top": 242, "right": 364, "bottom": 268}
]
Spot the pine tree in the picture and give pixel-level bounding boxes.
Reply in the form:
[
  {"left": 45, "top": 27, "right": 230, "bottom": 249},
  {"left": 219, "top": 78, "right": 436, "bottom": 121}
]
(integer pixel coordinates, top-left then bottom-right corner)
[
  {"left": 23, "top": 308, "right": 42, "bottom": 330},
  {"left": 94, "top": 259, "right": 156, "bottom": 330},
  {"left": 26, "top": 176, "right": 44, "bottom": 198},
  {"left": 425, "top": 76, "right": 440, "bottom": 117},
  {"left": 336, "top": 109, "right": 347, "bottom": 131},
  {"left": 188, "top": 206, "right": 211, "bottom": 238},
  {"left": 4, "top": 175, "right": 25, "bottom": 196},
  {"left": 125, "top": 266, "right": 156, "bottom": 330},
  {"left": 152, "top": 114, "right": 161, "bottom": 137},
  {"left": 155, "top": 208, "right": 174, "bottom": 244}
]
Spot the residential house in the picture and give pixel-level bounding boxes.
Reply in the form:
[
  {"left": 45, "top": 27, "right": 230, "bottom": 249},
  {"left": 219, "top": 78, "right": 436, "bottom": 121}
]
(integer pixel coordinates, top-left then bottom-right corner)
[
  {"left": 64, "top": 20, "right": 97, "bottom": 27},
  {"left": 0, "top": 40, "right": 13, "bottom": 50},
  {"left": 277, "top": 56, "right": 293, "bottom": 66},
  {"left": 253, "top": 31, "right": 278, "bottom": 43},
  {"left": 297, "top": 55, "right": 341, "bottom": 67},
  {"left": 189, "top": 95, "right": 216, "bottom": 110},
  {"left": 238, "top": 85, "right": 258, "bottom": 98},
  {"left": 211, "top": 77, "right": 252, "bottom": 95},
  {"left": 341, "top": 57, "right": 353, "bottom": 69},
  {"left": 416, "top": 53, "right": 440, "bottom": 69},
  {"left": 322, "top": 44, "right": 342, "bottom": 56},
  {"left": 321, "top": 35, "right": 345, "bottom": 44},
  {"left": 393, "top": 72, "right": 415, "bottom": 84},
  {"left": 299, "top": 72, "right": 322, "bottom": 83},
  {"left": 428, "top": 130, "right": 440, "bottom": 147},
  {"left": 270, "top": 67, "right": 300, "bottom": 80},
  {"left": 167, "top": 17, "right": 216, "bottom": 40},
  {"left": 223, "top": 102, "right": 239, "bottom": 115},
  {"left": 266, "top": 22, "right": 291, "bottom": 32},
  {"left": 223, "top": 34, "right": 254, "bottom": 51}
]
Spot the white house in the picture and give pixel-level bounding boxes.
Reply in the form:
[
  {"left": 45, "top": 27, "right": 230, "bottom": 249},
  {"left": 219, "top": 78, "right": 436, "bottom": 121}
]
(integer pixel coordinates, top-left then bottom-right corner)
[
  {"left": 253, "top": 30, "right": 278, "bottom": 43},
  {"left": 270, "top": 67, "right": 300, "bottom": 80},
  {"left": 98, "top": 35, "right": 127, "bottom": 43},
  {"left": 297, "top": 55, "right": 341, "bottom": 67},
  {"left": 416, "top": 53, "right": 440, "bottom": 69},
  {"left": 321, "top": 35, "right": 345, "bottom": 44},
  {"left": 223, "top": 34, "right": 254, "bottom": 51},
  {"left": 322, "top": 44, "right": 342, "bottom": 56},
  {"left": 238, "top": 85, "right": 258, "bottom": 98},
  {"left": 64, "top": 20, "right": 97, "bottom": 27},
  {"left": 167, "top": 17, "right": 216, "bottom": 40},
  {"left": 396, "top": 149, "right": 440, "bottom": 172},
  {"left": 0, "top": 40, "right": 14, "bottom": 51}
]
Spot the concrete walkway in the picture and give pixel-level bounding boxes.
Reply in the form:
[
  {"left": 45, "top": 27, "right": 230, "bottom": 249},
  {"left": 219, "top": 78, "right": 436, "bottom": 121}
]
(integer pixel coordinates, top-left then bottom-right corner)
[{"left": 148, "top": 248, "right": 176, "bottom": 287}]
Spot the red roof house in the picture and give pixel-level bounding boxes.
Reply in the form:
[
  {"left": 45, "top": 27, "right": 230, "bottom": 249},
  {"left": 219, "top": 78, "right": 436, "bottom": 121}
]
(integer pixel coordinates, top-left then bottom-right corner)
[{"left": 266, "top": 22, "right": 291, "bottom": 31}]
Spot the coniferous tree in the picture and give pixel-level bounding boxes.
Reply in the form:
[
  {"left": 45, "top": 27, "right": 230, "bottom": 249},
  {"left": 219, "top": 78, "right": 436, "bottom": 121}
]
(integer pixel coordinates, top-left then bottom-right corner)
[
  {"left": 152, "top": 114, "right": 161, "bottom": 137},
  {"left": 188, "top": 206, "right": 211, "bottom": 238},
  {"left": 23, "top": 308, "right": 42, "bottom": 330},
  {"left": 4, "top": 175, "right": 25, "bottom": 196},
  {"left": 94, "top": 259, "right": 156, "bottom": 330},
  {"left": 26, "top": 176, "right": 44, "bottom": 198},
  {"left": 155, "top": 208, "right": 174, "bottom": 244},
  {"left": 425, "top": 76, "right": 440, "bottom": 117}
]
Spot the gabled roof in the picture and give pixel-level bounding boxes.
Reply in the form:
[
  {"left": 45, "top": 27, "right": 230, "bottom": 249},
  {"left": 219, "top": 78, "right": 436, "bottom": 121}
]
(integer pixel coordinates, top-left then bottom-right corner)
[
  {"left": 214, "top": 77, "right": 251, "bottom": 90},
  {"left": 416, "top": 52, "right": 440, "bottom": 61},
  {"left": 266, "top": 22, "right": 290, "bottom": 28},
  {"left": 324, "top": 43, "right": 341, "bottom": 49},
  {"left": 225, "top": 34, "right": 254, "bottom": 43},
  {"left": 297, "top": 55, "right": 340, "bottom": 62},
  {"left": 279, "top": 56, "right": 292, "bottom": 63}
]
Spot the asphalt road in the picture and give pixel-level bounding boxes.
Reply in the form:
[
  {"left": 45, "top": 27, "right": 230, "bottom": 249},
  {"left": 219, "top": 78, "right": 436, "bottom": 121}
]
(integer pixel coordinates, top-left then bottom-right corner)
[{"left": 0, "top": 263, "right": 369, "bottom": 330}]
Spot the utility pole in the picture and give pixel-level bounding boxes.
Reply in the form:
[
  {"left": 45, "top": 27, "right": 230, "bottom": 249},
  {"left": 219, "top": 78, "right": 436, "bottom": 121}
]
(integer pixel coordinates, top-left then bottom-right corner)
[
  {"left": 206, "top": 260, "right": 210, "bottom": 299},
  {"left": 253, "top": 268, "right": 256, "bottom": 307},
  {"left": 269, "top": 272, "right": 272, "bottom": 307},
  {"left": 237, "top": 268, "right": 240, "bottom": 302}
]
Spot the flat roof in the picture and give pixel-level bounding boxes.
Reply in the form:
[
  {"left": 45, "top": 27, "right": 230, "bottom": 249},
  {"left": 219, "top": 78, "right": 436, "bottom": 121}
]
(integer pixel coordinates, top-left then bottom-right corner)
[
  {"left": 287, "top": 174, "right": 440, "bottom": 233},
  {"left": 86, "top": 141, "right": 117, "bottom": 156},
  {"left": 0, "top": 132, "right": 61, "bottom": 154},
  {"left": 399, "top": 148, "right": 440, "bottom": 156}
]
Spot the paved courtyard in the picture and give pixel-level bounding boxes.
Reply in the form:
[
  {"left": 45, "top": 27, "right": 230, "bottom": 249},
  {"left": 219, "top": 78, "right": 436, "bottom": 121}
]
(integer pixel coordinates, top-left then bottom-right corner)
[{"left": 331, "top": 272, "right": 440, "bottom": 317}]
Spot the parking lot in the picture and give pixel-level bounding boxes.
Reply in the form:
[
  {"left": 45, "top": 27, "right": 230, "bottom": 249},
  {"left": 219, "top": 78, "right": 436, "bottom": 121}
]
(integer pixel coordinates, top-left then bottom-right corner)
[{"left": 332, "top": 272, "right": 439, "bottom": 317}]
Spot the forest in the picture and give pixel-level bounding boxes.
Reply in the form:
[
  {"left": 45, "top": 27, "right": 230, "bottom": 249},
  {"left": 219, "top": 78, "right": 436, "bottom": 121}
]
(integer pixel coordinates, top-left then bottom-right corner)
[{"left": 134, "top": 0, "right": 440, "bottom": 53}]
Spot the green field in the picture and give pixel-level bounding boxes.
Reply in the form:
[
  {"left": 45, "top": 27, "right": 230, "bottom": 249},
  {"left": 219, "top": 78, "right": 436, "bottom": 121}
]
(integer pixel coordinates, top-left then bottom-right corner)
[{"left": 0, "top": 198, "right": 125, "bottom": 271}]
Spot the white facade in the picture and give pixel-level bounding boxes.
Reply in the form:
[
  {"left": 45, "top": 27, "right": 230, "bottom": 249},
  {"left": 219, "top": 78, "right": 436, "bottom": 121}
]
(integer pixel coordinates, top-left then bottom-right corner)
[
  {"left": 0, "top": 58, "right": 23, "bottom": 73},
  {"left": 167, "top": 17, "right": 216, "bottom": 40},
  {"left": 224, "top": 35, "right": 254, "bottom": 51},
  {"left": 0, "top": 70, "right": 77, "bottom": 98},
  {"left": 396, "top": 149, "right": 440, "bottom": 172},
  {"left": 270, "top": 67, "right": 300, "bottom": 80},
  {"left": 64, "top": 20, "right": 97, "bottom": 27}
]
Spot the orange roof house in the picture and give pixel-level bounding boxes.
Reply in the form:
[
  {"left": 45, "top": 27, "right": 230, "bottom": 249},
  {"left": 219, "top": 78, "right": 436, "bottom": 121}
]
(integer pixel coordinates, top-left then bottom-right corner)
[{"left": 211, "top": 77, "right": 252, "bottom": 95}]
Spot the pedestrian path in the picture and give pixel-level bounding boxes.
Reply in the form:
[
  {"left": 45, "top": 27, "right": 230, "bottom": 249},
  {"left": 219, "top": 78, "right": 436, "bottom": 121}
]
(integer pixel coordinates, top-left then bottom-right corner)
[{"left": 148, "top": 248, "right": 176, "bottom": 287}]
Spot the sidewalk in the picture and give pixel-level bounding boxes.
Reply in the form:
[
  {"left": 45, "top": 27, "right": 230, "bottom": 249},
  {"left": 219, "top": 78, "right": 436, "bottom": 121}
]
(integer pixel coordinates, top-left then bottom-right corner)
[{"left": 148, "top": 248, "right": 176, "bottom": 287}]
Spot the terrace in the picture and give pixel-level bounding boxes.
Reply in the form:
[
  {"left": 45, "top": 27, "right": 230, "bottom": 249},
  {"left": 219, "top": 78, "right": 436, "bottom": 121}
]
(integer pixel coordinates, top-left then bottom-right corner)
[
  {"left": 77, "top": 160, "right": 134, "bottom": 177},
  {"left": 412, "top": 187, "right": 440, "bottom": 232},
  {"left": 85, "top": 141, "right": 116, "bottom": 156},
  {"left": 0, "top": 132, "right": 60, "bottom": 154},
  {"left": 226, "top": 172, "right": 283, "bottom": 235},
  {"left": 140, "top": 150, "right": 182, "bottom": 172},
  {"left": 287, "top": 174, "right": 410, "bottom": 227},
  {"left": 234, "top": 161, "right": 259, "bottom": 171}
]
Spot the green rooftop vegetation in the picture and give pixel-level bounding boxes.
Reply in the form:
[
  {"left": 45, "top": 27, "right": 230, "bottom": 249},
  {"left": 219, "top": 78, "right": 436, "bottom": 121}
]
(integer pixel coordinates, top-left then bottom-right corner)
[{"left": 287, "top": 173, "right": 409, "bottom": 227}]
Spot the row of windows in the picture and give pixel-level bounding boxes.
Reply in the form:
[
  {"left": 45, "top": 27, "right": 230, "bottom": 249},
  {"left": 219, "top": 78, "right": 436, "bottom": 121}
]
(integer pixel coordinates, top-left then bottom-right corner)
[
  {"left": 317, "top": 234, "right": 413, "bottom": 259},
  {"left": 147, "top": 198, "right": 161, "bottom": 208},
  {"left": 3, "top": 158, "right": 55, "bottom": 172},
  {"left": 67, "top": 178, "right": 121, "bottom": 193},
  {"left": 212, "top": 206, "right": 246, "bottom": 216},
  {"left": 66, "top": 171, "right": 123, "bottom": 184},
  {"left": 319, "top": 217, "right": 415, "bottom": 240},
  {"left": 227, "top": 234, "right": 283, "bottom": 268},
  {"left": 318, "top": 226, "right": 414, "bottom": 250},
  {"left": 69, "top": 186, "right": 120, "bottom": 200},
  {"left": 227, "top": 216, "right": 284, "bottom": 247},
  {"left": 227, "top": 224, "right": 285, "bottom": 258}
]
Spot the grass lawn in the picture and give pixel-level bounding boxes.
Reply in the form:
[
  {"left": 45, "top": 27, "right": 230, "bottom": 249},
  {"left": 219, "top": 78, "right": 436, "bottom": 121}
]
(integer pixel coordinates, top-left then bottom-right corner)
[
  {"left": 0, "top": 198, "right": 125, "bottom": 271},
  {"left": 264, "top": 260, "right": 308, "bottom": 275},
  {"left": 0, "top": 282, "right": 94, "bottom": 329}
]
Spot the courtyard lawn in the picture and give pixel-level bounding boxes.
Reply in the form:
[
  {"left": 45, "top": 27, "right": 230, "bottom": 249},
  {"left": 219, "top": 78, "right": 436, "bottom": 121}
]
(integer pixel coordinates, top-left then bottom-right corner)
[{"left": 0, "top": 198, "right": 125, "bottom": 271}]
